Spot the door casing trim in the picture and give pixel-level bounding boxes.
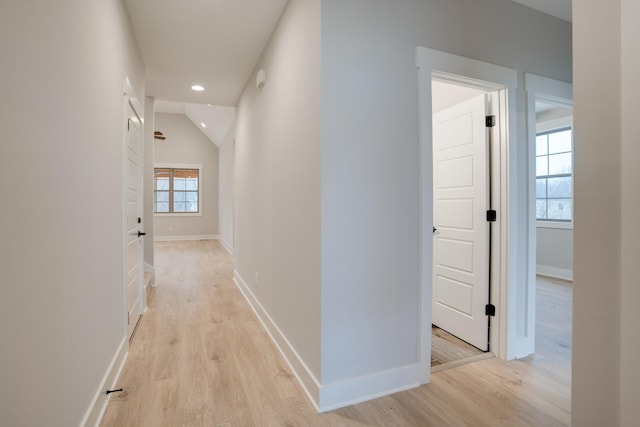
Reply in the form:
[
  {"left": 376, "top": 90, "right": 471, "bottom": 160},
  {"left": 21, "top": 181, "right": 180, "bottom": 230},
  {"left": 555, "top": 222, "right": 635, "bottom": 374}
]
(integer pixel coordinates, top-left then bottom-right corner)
[{"left": 416, "top": 47, "right": 520, "bottom": 384}]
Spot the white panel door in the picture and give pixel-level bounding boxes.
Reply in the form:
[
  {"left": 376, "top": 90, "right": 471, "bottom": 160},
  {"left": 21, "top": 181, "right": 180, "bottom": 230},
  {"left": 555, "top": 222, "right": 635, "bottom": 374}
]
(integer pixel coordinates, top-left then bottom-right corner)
[
  {"left": 125, "top": 102, "right": 143, "bottom": 341},
  {"left": 433, "top": 94, "right": 490, "bottom": 351}
]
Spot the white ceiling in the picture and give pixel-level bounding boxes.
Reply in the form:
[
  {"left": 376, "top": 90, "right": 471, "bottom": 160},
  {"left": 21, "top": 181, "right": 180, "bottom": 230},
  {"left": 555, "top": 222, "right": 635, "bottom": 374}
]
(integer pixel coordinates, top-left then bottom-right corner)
[
  {"left": 155, "top": 101, "right": 235, "bottom": 147},
  {"left": 125, "top": 1, "right": 571, "bottom": 148},
  {"left": 125, "top": 0, "right": 570, "bottom": 113},
  {"left": 124, "top": 0, "right": 288, "bottom": 106}
]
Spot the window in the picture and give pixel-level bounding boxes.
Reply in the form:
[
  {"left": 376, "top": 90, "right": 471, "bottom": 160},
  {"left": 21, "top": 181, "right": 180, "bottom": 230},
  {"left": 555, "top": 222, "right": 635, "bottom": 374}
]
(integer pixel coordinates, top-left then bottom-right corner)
[
  {"left": 154, "top": 166, "right": 200, "bottom": 214},
  {"left": 536, "top": 128, "right": 572, "bottom": 221}
]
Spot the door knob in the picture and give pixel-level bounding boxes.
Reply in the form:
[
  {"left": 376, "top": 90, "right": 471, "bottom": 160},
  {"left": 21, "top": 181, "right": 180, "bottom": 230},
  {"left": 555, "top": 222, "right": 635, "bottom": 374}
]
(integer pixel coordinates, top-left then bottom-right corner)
[{"left": 138, "top": 231, "right": 146, "bottom": 237}]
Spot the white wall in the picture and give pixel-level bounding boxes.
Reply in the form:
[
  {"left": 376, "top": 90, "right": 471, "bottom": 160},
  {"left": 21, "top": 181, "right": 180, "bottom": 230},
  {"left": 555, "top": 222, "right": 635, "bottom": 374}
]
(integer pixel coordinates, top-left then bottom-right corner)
[
  {"left": 153, "top": 113, "right": 219, "bottom": 239},
  {"left": 536, "top": 226, "right": 573, "bottom": 279},
  {"left": 573, "top": 0, "right": 640, "bottom": 425},
  {"left": 0, "top": 0, "right": 144, "bottom": 425},
  {"left": 143, "top": 97, "right": 156, "bottom": 266},
  {"left": 235, "top": 0, "right": 322, "bottom": 384},
  {"left": 573, "top": 0, "right": 620, "bottom": 425},
  {"left": 321, "top": 0, "right": 572, "bottom": 388},
  {"left": 620, "top": 1, "right": 640, "bottom": 423},
  {"left": 218, "top": 124, "right": 235, "bottom": 253}
]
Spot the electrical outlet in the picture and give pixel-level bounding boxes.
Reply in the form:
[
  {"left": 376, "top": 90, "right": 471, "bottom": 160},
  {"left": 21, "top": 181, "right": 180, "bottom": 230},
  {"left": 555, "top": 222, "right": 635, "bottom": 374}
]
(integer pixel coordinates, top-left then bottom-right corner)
[{"left": 255, "top": 272, "right": 259, "bottom": 287}]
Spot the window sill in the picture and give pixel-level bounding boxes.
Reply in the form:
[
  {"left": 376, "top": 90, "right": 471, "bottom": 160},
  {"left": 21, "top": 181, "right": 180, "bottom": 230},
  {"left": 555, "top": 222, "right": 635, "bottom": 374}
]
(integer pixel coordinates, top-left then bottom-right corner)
[
  {"left": 536, "top": 220, "right": 573, "bottom": 230},
  {"left": 154, "top": 212, "right": 203, "bottom": 218}
]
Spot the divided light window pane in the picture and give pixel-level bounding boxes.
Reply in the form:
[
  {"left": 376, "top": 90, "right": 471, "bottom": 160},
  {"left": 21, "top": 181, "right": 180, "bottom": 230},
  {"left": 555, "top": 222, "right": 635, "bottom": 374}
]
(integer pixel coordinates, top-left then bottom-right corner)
[
  {"left": 548, "top": 199, "right": 572, "bottom": 221},
  {"left": 536, "top": 127, "right": 573, "bottom": 222},
  {"left": 548, "top": 152, "right": 572, "bottom": 175},
  {"left": 155, "top": 191, "right": 169, "bottom": 203},
  {"left": 156, "top": 202, "right": 169, "bottom": 213},
  {"left": 536, "top": 178, "right": 547, "bottom": 198},
  {"left": 153, "top": 167, "right": 200, "bottom": 214},
  {"left": 174, "top": 179, "right": 186, "bottom": 191},
  {"left": 536, "top": 157, "right": 548, "bottom": 177},
  {"left": 536, "top": 200, "right": 547, "bottom": 220},
  {"left": 547, "top": 176, "right": 572, "bottom": 198},
  {"left": 549, "top": 130, "right": 572, "bottom": 153},
  {"left": 536, "top": 135, "right": 548, "bottom": 155}
]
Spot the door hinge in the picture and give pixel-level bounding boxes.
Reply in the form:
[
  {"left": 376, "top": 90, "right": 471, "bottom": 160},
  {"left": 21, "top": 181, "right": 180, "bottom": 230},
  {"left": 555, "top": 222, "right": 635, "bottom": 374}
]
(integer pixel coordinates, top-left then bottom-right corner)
[
  {"left": 138, "top": 217, "right": 142, "bottom": 224},
  {"left": 127, "top": 118, "right": 130, "bottom": 131},
  {"left": 486, "top": 115, "right": 496, "bottom": 128},
  {"left": 486, "top": 210, "right": 497, "bottom": 222},
  {"left": 485, "top": 304, "right": 496, "bottom": 316},
  {"left": 127, "top": 311, "right": 130, "bottom": 325}
]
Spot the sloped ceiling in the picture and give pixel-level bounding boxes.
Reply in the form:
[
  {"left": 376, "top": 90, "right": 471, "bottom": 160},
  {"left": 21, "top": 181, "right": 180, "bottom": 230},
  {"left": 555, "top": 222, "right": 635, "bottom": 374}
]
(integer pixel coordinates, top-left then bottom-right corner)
[
  {"left": 124, "top": 0, "right": 288, "bottom": 106},
  {"left": 155, "top": 101, "right": 235, "bottom": 147}
]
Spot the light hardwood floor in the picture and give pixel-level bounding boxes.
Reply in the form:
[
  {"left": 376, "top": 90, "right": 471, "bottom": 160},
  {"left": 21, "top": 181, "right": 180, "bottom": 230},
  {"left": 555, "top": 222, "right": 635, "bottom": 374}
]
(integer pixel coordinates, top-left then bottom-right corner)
[
  {"left": 430, "top": 326, "right": 492, "bottom": 373},
  {"left": 100, "top": 240, "right": 571, "bottom": 427}
]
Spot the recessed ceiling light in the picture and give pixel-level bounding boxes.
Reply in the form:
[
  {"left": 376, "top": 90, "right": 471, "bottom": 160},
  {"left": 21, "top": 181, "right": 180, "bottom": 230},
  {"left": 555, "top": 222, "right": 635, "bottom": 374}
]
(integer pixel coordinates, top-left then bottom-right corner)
[
  {"left": 200, "top": 123, "right": 207, "bottom": 128},
  {"left": 191, "top": 84, "right": 205, "bottom": 92}
]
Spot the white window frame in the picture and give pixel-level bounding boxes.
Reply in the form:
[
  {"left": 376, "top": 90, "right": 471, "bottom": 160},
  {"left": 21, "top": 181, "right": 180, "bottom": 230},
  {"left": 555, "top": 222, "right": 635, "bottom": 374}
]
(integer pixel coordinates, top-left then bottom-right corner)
[
  {"left": 535, "top": 115, "right": 573, "bottom": 230},
  {"left": 153, "top": 163, "right": 203, "bottom": 217}
]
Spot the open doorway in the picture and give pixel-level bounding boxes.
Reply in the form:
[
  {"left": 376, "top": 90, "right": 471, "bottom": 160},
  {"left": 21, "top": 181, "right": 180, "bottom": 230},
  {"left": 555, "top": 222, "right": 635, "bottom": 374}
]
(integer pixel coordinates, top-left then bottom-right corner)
[
  {"left": 417, "top": 46, "right": 532, "bottom": 386},
  {"left": 527, "top": 77, "right": 574, "bottom": 385},
  {"left": 429, "top": 78, "right": 501, "bottom": 371}
]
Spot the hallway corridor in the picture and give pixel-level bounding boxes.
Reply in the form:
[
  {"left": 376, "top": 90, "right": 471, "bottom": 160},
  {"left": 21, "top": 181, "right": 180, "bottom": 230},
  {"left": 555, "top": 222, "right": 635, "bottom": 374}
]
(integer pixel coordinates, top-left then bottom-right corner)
[{"left": 100, "top": 240, "right": 570, "bottom": 427}]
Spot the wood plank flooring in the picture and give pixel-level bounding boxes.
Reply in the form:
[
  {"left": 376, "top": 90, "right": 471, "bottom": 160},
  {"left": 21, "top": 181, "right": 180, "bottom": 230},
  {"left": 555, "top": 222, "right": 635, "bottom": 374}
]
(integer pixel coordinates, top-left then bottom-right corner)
[
  {"left": 430, "top": 325, "right": 488, "bottom": 370},
  {"left": 100, "top": 240, "right": 571, "bottom": 427}
]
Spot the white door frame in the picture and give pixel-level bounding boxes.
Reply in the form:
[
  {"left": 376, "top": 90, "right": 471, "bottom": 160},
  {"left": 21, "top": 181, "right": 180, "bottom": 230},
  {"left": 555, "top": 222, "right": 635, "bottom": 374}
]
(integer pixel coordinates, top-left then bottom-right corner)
[
  {"left": 416, "top": 47, "right": 523, "bottom": 383},
  {"left": 123, "top": 76, "right": 145, "bottom": 340}
]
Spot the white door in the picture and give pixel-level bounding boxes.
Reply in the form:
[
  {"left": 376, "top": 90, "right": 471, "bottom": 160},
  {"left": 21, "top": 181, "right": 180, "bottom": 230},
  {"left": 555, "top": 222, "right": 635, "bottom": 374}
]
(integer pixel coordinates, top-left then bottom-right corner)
[
  {"left": 432, "top": 94, "right": 490, "bottom": 351},
  {"left": 125, "top": 102, "right": 143, "bottom": 340}
]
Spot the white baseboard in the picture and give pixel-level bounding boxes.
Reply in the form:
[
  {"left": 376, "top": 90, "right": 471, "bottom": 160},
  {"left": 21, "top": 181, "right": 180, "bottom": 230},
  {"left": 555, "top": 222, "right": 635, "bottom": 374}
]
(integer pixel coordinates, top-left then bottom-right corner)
[
  {"left": 154, "top": 234, "right": 219, "bottom": 242},
  {"left": 536, "top": 265, "right": 573, "bottom": 281},
  {"left": 80, "top": 338, "right": 128, "bottom": 427},
  {"left": 318, "top": 364, "right": 421, "bottom": 412},
  {"left": 233, "top": 271, "right": 421, "bottom": 413},
  {"left": 233, "top": 271, "right": 321, "bottom": 409},
  {"left": 508, "top": 338, "right": 535, "bottom": 360},
  {"left": 219, "top": 238, "right": 234, "bottom": 255}
]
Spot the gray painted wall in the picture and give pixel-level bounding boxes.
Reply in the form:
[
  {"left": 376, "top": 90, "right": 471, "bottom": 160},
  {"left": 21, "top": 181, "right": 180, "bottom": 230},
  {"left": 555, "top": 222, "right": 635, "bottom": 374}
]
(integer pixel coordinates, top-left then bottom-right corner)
[
  {"left": 321, "top": 0, "right": 572, "bottom": 385},
  {"left": 143, "top": 97, "right": 156, "bottom": 265},
  {"left": 0, "top": 1, "right": 144, "bottom": 425},
  {"left": 153, "top": 113, "right": 219, "bottom": 239},
  {"left": 536, "top": 226, "right": 573, "bottom": 279},
  {"left": 218, "top": 125, "right": 235, "bottom": 253},
  {"left": 228, "top": 0, "right": 573, "bottom": 410},
  {"left": 235, "top": 0, "right": 322, "bottom": 379}
]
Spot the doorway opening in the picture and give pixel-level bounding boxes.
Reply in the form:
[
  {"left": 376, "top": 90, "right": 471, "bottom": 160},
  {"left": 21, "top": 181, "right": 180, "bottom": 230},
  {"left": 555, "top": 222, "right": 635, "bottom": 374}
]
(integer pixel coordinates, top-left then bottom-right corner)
[
  {"left": 525, "top": 74, "right": 574, "bottom": 388},
  {"left": 429, "top": 77, "right": 504, "bottom": 371},
  {"left": 416, "top": 46, "right": 522, "bottom": 385}
]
